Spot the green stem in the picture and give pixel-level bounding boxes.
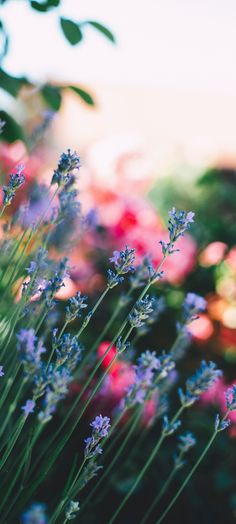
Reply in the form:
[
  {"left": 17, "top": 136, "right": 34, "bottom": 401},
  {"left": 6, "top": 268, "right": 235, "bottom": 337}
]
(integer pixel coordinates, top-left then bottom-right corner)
[
  {"left": 1, "top": 229, "right": 34, "bottom": 300},
  {"left": 0, "top": 377, "right": 27, "bottom": 439},
  {"left": 0, "top": 362, "right": 21, "bottom": 413},
  {"left": 0, "top": 416, "right": 26, "bottom": 472},
  {"left": 50, "top": 459, "right": 86, "bottom": 524},
  {"left": 155, "top": 433, "right": 216, "bottom": 523},
  {"left": 0, "top": 229, "right": 27, "bottom": 285},
  {"left": 107, "top": 405, "right": 184, "bottom": 524},
  {"left": 87, "top": 406, "right": 143, "bottom": 507},
  {"left": 140, "top": 459, "right": 183, "bottom": 524},
  {"left": 0, "top": 204, "right": 6, "bottom": 219},
  {"left": 78, "top": 295, "right": 128, "bottom": 374}
]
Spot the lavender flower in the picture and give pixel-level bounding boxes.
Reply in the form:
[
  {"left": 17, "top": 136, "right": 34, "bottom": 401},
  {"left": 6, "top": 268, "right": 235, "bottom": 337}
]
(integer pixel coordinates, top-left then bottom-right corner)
[
  {"left": 225, "top": 384, "right": 236, "bottom": 411},
  {"left": 174, "top": 432, "right": 196, "bottom": 470},
  {"left": 84, "top": 415, "right": 111, "bottom": 459},
  {"left": 156, "top": 352, "right": 175, "bottom": 380},
  {"left": 17, "top": 329, "right": 46, "bottom": 376},
  {"left": 129, "top": 295, "right": 154, "bottom": 328},
  {"left": 18, "top": 184, "right": 51, "bottom": 228},
  {"left": 50, "top": 189, "right": 83, "bottom": 248},
  {"left": 178, "top": 360, "right": 222, "bottom": 407},
  {"left": 108, "top": 246, "right": 135, "bottom": 288},
  {"left": 40, "top": 258, "right": 69, "bottom": 309},
  {"left": 65, "top": 501, "right": 80, "bottom": 520},
  {"left": 21, "top": 399, "right": 36, "bottom": 416},
  {"left": 110, "top": 246, "right": 135, "bottom": 274},
  {"left": 38, "top": 367, "right": 72, "bottom": 424},
  {"left": 21, "top": 503, "right": 48, "bottom": 524},
  {"left": 78, "top": 459, "right": 103, "bottom": 490},
  {"left": 162, "top": 415, "right": 181, "bottom": 436},
  {"left": 160, "top": 208, "right": 194, "bottom": 256},
  {"left": 0, "top": 365, "right": 4, "bottom": 377},
  {"left": 178, "top": 432, "right": 196, "bottom": 453},
  {"left": 124, "top": 350, "right": 161, "bottom": 407},
  {"left": 116, "top": 336, "right": 130, "bottom": 354},
  {"left": 3, "top": 165, "right": 25, "bottom": 207},
  {"left": 65, "top": 292, "right": 87, "bottom": 323},
  {"left": 136, "top": 296, "right": 165, "bottom": 337},
  {"left": 215, "top": 414, "right": 231, "bottom": 432},
  {"left": 51, "top": 149, "right": 81, "bottom": 187},
  {"left": 182, "top": 293, "right": 206, "bottom": 322},
  {"left": 129, "top": 255, "right": 155, "bottom": 288},
  {"left": 57, "top": 188, "right": 81, "bottom": 221},
  {"left": 53, "top": 332, "right": 83, "bottom": 370}
]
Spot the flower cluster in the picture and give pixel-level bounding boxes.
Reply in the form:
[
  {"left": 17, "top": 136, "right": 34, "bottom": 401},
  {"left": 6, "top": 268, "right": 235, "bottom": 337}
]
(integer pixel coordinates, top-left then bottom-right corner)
[
  {"left": 21, "top": 399, "right": 36, "bottom": 417},
  {"left": 178, "top": 432, "right": 196, "bottom": 454},
  {"left": 40, "top": 258, "right": 69, "bottom": 309},
  {"left": 174, "top": 432, "right": 196, "bottom": 469},
  {"left": 38, "top": 367, "right": 72, "bottom": 424},
  {"left": 78, "top": 459, "right": 103, "bottom": 491},
  {"left": 179, "top": 360, "right": 222, "bottom": 407},
  {"left": 65, "top": 500, "right": 80, "bottom": 520},
  {"left": 124, "top": 350, "right": 173, "bottom": 407},
  {"left": 182, "top": 293, "right": 207, "bottom": 322},
  {"left": 51, "top": 149, "right": 81, "bottom": 187},
  {"left": 65, "top": 292, "right": 87, "bottom": 323},
  {"left": 2, "top": 165, "right": 25, "bottom": 207},
  {"left": 17, "top": 329, "right": 46, "bottom": 376},
  {"left": 160, "top": 208, "right": 195, "bottom": 256},
  {"left": 129, "top": 295, "right": 154, "bottom": 328},
  {"left": 162, "top": 415, "right": 181, "bottom": 436},
  {"left": 84, "top": 415, "right": 111, "bottom": 459},
  {"left": 136, "top": 296, "right": 165, "bottom": 337},
  {"left": 53, "top": 331, "right": 83, "bottom": 370},
  {"left": 225, "top": 384, "right": 236, "bottom": 411},
  {"left": 129, "top": 256, "right": 155, "bottom": 288},
  {"left": 107, "top": 246, "right": 135, "bottom": 288},
  {"left": 21, "top": 503, "right": 48, "bottom": 524}
]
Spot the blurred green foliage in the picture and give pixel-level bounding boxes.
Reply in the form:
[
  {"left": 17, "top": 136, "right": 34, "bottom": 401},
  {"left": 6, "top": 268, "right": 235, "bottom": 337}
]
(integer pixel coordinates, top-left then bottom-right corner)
[{"left": 0, "top": 0, "right": 116, "bottom": 143}]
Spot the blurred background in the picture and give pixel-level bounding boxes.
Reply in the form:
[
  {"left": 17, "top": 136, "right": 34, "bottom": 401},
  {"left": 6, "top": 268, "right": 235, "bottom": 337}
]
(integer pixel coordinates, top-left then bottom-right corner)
[{"left": 1, "top": 1, "right": 236, "bottom": 522}]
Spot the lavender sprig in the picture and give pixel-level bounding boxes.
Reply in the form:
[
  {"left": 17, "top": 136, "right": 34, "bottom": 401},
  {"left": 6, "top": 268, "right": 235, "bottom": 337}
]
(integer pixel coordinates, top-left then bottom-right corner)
[{"left": 3, "top": 165, "right": 25, "bottom": 207}]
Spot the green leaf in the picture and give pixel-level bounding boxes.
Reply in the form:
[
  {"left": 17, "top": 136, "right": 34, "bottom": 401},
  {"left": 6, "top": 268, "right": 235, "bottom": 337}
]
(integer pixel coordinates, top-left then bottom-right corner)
[
  {"left": 60, "top": 18, "right": 83, "bottom": 45},
  {"left": 0, "top": 69, "right": 29, "bottom": 98},
  {"left": 0, "top": 110, "right": 25, "bottom": 143},
  {"left": 41, "top": 84, "right": 62, "bottom": 110},
  {"left": 68, "top": 86, "right": 95, "bottom": 106},
  {"left": 30, "top": 0, "right": 60, "bottom": 12},
  {"left": 86, "top": 20, "right": 116, "bottom": 43}
]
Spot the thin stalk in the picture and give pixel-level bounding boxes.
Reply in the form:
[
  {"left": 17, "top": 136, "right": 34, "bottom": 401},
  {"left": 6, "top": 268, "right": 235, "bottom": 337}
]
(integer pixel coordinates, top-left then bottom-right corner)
[
  {"left": 75, "top": 285, "right": 110, "bottom": 340},
  {"left": 107, "top": 405, "right": 184, "bottom": 524},
  {"left": 0, "top": 424, "right": 43, "bottom": 519},
  {"left": 0, "top": 204, "right": 6, "bottom": 219},
  {"left": 140, "top": 457, "right": 184, "bottom": 524},
  {"left": 155, "top": 420, "right": 228, "bottom": 524},
  {"left": 0, "top": 416, "right": 26, "bottom": 472},
  {"left": 84, "top": 406, "right": 143, "bottom": 509},
  {"left": 79, "top": 289, "right": 133, "bottom": 374},
  {"left": 0, "top": 229, "right": 27, "bottom": 285},
  {"left": 46, "top": 319, "right": 69, "bottom": 370},
  {"left": 0, "top": 362, "right": 21, "bottom": 412},
  {"left": 0, "top": 377, "right": 27, "bottom": 439},
  {"left": 1, "top": 229, "right": 34, "bottom": 299},
  {"left": 49, "top": 459, "right": 86, "bottom": 524}
]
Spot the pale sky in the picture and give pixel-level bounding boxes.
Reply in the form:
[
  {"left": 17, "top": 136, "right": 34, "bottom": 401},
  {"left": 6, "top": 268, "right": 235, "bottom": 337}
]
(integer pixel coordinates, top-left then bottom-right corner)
[{"left": 1, "top": 0, "right": 236, "bottom": 95}]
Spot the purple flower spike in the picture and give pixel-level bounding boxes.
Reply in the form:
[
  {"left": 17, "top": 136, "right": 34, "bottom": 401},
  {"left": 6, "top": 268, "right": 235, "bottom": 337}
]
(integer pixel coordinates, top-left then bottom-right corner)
[{"left": 21, "top": 399, "right": 36, "bottom": 416}]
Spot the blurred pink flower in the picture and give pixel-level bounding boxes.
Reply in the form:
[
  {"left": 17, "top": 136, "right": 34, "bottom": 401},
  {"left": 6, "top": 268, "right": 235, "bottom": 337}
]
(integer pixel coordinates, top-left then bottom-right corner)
[
  {"left": 202, "top": 378, "right": 236, "bottom": 436},
  {"left": 199, "top": 241, "right": 227, "bottom": 267}
]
